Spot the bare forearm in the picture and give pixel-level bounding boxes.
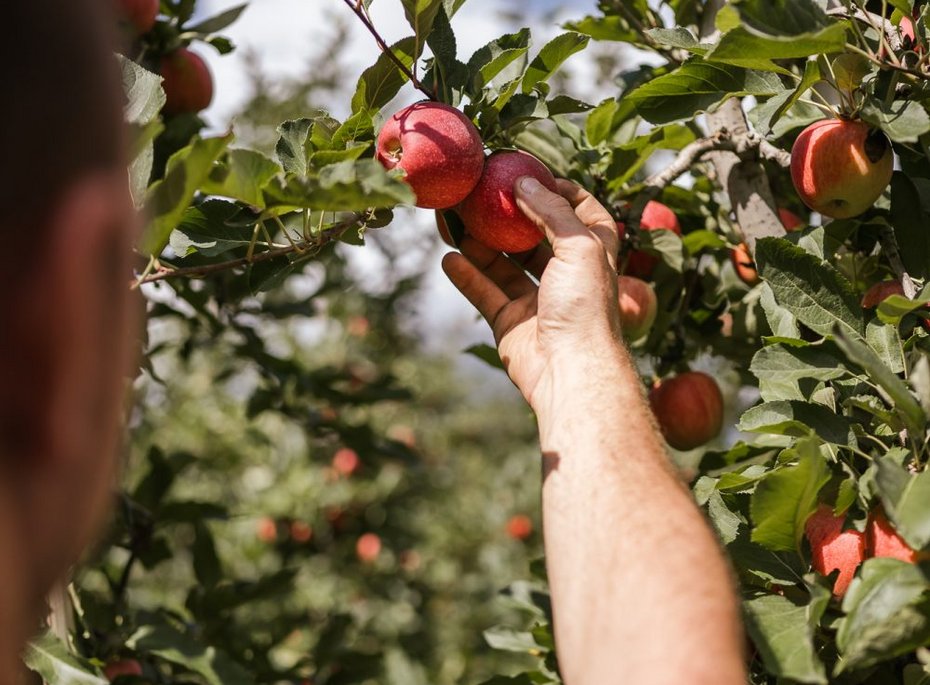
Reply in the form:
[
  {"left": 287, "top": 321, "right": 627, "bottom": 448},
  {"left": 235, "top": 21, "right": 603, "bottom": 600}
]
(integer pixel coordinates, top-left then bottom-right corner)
[{"left": 535, "top": 347, "right": 746, "bottom": 685}]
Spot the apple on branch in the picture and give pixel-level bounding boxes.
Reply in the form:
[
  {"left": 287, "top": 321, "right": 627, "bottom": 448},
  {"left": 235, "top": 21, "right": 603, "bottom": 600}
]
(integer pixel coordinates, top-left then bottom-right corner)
[
  {"left": 805, "top": 504, "right": 866, "bottom": 597},
  {"left": 160, "top": 48, "right": 214, "bottom": 116},
  {"left": 457, "top": 150, "right": 557, "bottom": 253},
  {"left": 649, "top": 371, "right": 724, "bottom": 451},
  {"left": 617, "top": 276, "right": 657, "bottom": 341},
  {"left": 620, "top": 201, "right": 681, "bottom": 280},
  {"left": 376, "top": 102, "right": 484, "bottom": 209},
  {"left": 790, "top": 118, "right": 893, "bottom": 219}
]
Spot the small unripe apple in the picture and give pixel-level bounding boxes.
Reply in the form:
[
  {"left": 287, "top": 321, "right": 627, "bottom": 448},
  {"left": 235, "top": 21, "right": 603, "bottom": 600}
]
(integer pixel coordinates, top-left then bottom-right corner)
[
  {"left": 617, "top": 275, "right": 657, "bottom": 340},
  {"left": 805, "top": 504, "right": 866, "bottom": 597},
  {"left": 457, "top": 150, "right": 557, "bottom": 253},
  {"left": 867, "top": 508, "right": 918, "bottom": 563},
  {"left": 332, "top": 447, "right": 360, "bottom": 477},
  {"left": 621, "top": 201, "right": 682, "bottom": 279},
  {"left": 160, "top": 48, "right": 214, "bottom": 116},
  {"left": 506, "top": 514, "right": 533, "bottom": 541},
  {"left": 290, "top": 520, "right": 313, "bottom": 543},
  {"left": 778, "top": 207, "right": 804, "bottom": 232},
  {"left": 730, "top": 242, "right": 760, "bottom": 286},
  {"left": 256, "top": 516, "right": 277, "bottom": 543},
  {"left": 356, "top": 533, "right": 381, "bottom": 563},
  {"left": 790, "top": 119, "right": 893, "bottom": 219},
  {"left": 104, "top": 659, "right": 143, "bottom": 681},
  {"left": 648, "top": 371, "right": 724, "bottom": 451},
  {"left": 376, "top": 102, "right": 484, "bottom": 209},
  {"left": 115, "top": 0, "right": 158, "bottom": 34}
]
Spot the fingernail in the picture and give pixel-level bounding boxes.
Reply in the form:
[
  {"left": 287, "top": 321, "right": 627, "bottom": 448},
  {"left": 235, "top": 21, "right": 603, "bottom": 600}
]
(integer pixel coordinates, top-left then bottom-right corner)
[{"left": 519, "top": 176, "right": 542, "bottom": 194}]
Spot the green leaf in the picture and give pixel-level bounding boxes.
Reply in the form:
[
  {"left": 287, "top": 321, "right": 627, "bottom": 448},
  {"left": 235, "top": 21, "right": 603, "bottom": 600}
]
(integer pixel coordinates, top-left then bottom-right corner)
[
  {"left": 521, "top": 32, "right": 589, "bottom": 93},
  {"left": 265, "top": 159, "right": 415, "bottom": 210},
  {"left": 466, "top": 29, "right": 531, "bottom": 93},
  {"left": 860, "top": 99, "right": 930, "bottom": 144},
  {"left": 202, "top": 149, "right": 281, "bottom": 208},
  {"left": 128, "top": 622, "right": 253, "bottom": 685},
  {"left": 169, "top": 200, "right": 254, "bottom": 258},
  {"left": 751, "top": 343, "right": 849, "bottom": 385},
  {"left": 755, "top": 237, "right": 865, "bottom": 343},
  {"left": 739, "top": 400, "right": 855, "bottom": 446},
  {"left": 760, "top": 283, "right": 801, "bottom": 338},
  {"left": 24, "top": 632, "right": 107, "bottom": 685},
  {"left": 876, "top": 459, "right": 930, "bottom": 550},
  {"left": 735, "top": 0, "right": 833, "bottom": 34},
  {"left": 186, "top": 3, "right": 247, "bottom": 34},
  {"left": 644, "top": 27, "right": 711, "bottom": 55},
  {"left": 625, "top": 60, "right": 784, "bottom": 125},
  {"left": 743, "top": 594, "right": 828, "bottom": 684},
  {"left": 564, "top": 15, "right": 640, "bottom": 43},
  {"left": 140, "top": 133, "right": 233, "bottom": 255},
  {"left": 750, "top": 440, "right": 831, "bottom": 551},
  {"left": 877, "top": 289, "right": 930, "bottom": 326},
  {"left": 465, "top": 344, "right": 505, "bottom": 370},
  {"left": 833, "top": 326, "right": 925, "bottom": 437},
  {"left": 400, "top": 0, "right": 443, "bottom": 45},
  {"left": 352, "top": 37, "right": 418, "bottom": 113},
  {"left": 118, "top": 54, "right": 165, "bottom": 125},
  {"left": 275, "top": 119, "right": 314, "bottom": 176},
  {"left": 706, "top": 23, "right": 847, "bottom": 71},
  {"left": 891, "top": 173, "right": 930, "bottom": 280},
  {"left": 836, "top": 558, "right": 930, "bottom": 672}
]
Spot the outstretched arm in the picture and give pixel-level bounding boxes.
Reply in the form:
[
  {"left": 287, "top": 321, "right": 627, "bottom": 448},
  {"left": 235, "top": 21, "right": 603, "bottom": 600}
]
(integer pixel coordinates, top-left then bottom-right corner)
[{"left": 443, "top": 177, "right": 745, "bottom": 685}]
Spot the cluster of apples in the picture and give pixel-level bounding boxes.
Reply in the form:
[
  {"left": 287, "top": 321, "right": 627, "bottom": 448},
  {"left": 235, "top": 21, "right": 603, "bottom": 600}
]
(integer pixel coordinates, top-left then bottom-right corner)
[
  {"left": 115, "top": 0, "right": 215, "bottom": 116},
  {"left": 805, "top": 505, "right": 924, "bottom": 597},
  {"left": 376, "top": 102, "right": 726, "bottom": 450}
]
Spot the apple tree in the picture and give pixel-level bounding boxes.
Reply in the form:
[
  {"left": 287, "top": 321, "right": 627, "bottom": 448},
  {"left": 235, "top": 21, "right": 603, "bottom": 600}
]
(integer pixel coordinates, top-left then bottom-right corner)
[{"left": 26, "top": 0, "right": 930, "bottom": 684}]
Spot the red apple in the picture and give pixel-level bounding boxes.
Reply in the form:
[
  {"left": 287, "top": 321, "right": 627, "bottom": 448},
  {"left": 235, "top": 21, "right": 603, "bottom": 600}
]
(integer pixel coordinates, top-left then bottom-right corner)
[
  {"left": 457, "top": 150, "right": 557, "bottom": 253},
  {"left": 649, "top": 372, "right": 724, "bottom": 451},
  {"left": 805, "top": 504, "right": 866, "bottom": 597},
  {"left": 730, "top": 242, "right": 760, "bottom": 286},
  {"left": 506, "top": 514, "right": 533, "bottom": 541},
  {"left": 790, "top": 119, "right": 893, "bottom": 219},
  {"left": 290, "top": 520, "right": 313, "bottom": 543},
  {"left": 376, "top": 102, "right": 484, "bottom": 209},
  {"left": 115, "top": 0, "right": 158, "bottom": 34},
  {"left": 617, "top": 275, "right": 657, "bottom": 340},
  {"left": 160, "top": 48, "right": 213, "bottom": 116},
  {"left": 861, "top": 280, "right": 904, "bottom": 308},
  {"left": 356, "top": 533, "right": 382, "bottom": 563},
  {"left": 867, "top": 508, "right": 918, "bottom": 563},
  {"left": 778, "top": 207, "right": 804, "bottom": 232},
  {"left": 104, "top": 660, "right": 143, "bottom": 681},
  {"left": 332, "top": 447, "right": 360, "bottom": 477},
  {"left": 256, "top": 516, "right": 277, "bottom": 543},
  {"left": 621, "top": 201, "right": 682, "bottom": 279}
]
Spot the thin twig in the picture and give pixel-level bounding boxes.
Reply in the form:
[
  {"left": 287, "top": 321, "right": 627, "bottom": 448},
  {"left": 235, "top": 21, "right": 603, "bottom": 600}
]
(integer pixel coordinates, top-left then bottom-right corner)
[
  {"left": 340, "top": 0, "right": 435, "bottom": 100},
  {"left": 134, "top": 215, "right": 363, "bottom": 286},
  {"left": 622, "top": 130, "right": 790, "bottom": 232}
]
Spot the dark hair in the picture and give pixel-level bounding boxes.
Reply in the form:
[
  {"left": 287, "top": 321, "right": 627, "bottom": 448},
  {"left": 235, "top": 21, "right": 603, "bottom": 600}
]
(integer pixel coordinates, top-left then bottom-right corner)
[{"left": 0, "top": 0, "right": 124, "bottom": 243}]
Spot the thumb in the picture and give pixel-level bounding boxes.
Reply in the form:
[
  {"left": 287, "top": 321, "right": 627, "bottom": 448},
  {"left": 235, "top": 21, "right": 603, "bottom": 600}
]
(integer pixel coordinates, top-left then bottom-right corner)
[{"left": 514, "top": 177, "right": 607, "bottom": 263}]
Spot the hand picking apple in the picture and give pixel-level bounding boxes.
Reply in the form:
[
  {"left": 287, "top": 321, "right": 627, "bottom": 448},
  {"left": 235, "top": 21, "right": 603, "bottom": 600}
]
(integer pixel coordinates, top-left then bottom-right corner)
[{"left": 441, "top": 176, "right": 746, "bottom": 685}]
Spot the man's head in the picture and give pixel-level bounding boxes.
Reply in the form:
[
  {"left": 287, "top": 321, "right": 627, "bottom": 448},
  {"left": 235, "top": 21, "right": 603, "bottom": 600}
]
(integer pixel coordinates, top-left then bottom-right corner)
[{"left": 0, "top": 0, "right": 137, "bottom": 669}]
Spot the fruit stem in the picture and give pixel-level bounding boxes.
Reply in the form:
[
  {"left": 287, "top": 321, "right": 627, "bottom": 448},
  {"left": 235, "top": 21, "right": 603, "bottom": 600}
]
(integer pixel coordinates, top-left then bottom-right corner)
[{"left": 340, "top": 0, "right": 436, "bottom": 101}]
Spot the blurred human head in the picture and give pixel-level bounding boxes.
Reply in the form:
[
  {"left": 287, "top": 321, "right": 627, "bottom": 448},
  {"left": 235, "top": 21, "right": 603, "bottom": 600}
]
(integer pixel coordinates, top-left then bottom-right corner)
[{"left": 0, "top": 0, "right": 136, "bottom": 673}]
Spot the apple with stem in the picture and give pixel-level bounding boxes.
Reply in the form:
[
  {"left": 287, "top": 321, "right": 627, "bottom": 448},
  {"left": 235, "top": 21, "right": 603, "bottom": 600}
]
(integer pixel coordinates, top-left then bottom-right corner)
[
  {"left": 790, "top": 118, "right": 893, "bottom": 219},
  {"left": 457, "top": 150, "right": 557, "bottom": 253},
  {"left": 376, "top": 102, "right": 484, "bottom": 209},
  {"left": 648, "top": 372, "right": 723, "bottom": 451}
]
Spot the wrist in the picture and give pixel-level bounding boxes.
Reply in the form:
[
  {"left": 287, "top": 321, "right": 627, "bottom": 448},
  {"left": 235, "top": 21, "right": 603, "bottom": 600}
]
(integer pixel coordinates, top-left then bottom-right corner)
[{"left": 530, "top": 340, "right": 647, "bottom": 446}]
